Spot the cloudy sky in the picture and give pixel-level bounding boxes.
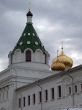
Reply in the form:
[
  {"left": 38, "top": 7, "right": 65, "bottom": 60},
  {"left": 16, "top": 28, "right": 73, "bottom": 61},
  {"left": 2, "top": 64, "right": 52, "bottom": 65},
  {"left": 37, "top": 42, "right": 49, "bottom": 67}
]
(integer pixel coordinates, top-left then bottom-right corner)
[{"left": 0, "top": 0, "right": 82, "bottom": 71}]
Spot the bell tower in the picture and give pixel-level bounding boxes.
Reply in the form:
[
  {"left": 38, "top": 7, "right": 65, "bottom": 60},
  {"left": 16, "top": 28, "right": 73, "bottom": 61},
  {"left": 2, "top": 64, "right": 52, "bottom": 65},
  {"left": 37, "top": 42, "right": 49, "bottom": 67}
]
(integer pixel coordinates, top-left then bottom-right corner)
[
  {"left": 8, "top": 10, "right": 50, "bottom": 71},
  {"left": 0, "top": 9, "right": 51, "bottom": 110}
]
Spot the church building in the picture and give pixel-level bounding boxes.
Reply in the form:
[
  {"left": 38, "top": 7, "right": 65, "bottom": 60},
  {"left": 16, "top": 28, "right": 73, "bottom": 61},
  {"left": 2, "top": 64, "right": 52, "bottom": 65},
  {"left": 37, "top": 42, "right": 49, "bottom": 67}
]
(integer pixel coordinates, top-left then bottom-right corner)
[{"left": 0, "top": 9, "right": 82, "bottom": 110}]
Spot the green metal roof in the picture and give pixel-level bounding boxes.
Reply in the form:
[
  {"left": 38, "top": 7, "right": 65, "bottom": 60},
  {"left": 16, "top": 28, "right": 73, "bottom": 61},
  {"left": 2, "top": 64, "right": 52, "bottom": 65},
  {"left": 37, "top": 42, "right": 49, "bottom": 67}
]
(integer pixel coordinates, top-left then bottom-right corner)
[{"left": 13, "top": 23, "right": 46, "bottom": 53}]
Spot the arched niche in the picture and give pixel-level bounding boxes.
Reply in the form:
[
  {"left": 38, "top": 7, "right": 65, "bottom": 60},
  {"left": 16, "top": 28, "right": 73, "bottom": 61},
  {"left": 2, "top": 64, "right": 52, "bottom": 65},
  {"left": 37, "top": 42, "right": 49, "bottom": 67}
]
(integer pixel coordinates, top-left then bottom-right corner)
[
  {"left": 26, "top": 50, "right": 31, "bottom": 62},
  {"left": 35, "top": 49, "right": 45, "bottom": 63},
  {"left": 24, "top": 49, "right": 33, "bottom": 62},
  {"left": 13, "top": 49, "right": 22, "bottom": 63},
  {"left": 14, "top": 49, "right": 21, "bottom": 55}
]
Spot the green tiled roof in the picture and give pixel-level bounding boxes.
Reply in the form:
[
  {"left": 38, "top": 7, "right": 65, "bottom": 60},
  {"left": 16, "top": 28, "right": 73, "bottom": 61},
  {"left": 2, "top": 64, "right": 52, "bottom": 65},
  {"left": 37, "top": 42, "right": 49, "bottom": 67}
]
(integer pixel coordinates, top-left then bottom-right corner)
[{"left": 13, "top": 23, "right": 46, "bottom": 53}]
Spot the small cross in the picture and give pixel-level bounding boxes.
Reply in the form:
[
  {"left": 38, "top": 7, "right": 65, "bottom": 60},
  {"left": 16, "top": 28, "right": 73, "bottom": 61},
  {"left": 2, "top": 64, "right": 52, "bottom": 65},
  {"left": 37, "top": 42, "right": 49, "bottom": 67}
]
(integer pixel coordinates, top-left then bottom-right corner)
[
  {"left": 57, "top": 50, "right": 59, "bottom": 58},
  {"left": 61, "top": 41, "right": 64, "bottom": 51}
]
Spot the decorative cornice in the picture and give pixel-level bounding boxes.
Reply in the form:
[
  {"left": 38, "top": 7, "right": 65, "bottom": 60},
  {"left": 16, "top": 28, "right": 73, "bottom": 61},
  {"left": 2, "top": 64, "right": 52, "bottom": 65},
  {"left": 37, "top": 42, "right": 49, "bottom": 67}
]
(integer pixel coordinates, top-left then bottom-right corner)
[{"left": 11, "top": 64, "right": 52, "bottom": 74}]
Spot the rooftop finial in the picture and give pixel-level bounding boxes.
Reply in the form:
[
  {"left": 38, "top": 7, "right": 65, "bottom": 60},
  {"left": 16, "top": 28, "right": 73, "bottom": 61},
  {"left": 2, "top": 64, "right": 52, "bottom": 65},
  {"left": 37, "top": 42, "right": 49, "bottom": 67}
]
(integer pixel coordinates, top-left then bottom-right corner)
[
  {"left": 27, "top": 10, "right": 33, "bottom": 17},
  {"left": 26, "top": 0, "right": 33, "bottom": 24},
  {"left": 57, "top": 50, "right": 59, "bottom": 58},
  {"left": 61, "top": 41, "right": 64, "bottom": 55},
  {"left": 27, "top": 0, "right": 33, "bottom": 17},
  {"left": 61, "top": 41, "right": 63, "bottom": 50}
]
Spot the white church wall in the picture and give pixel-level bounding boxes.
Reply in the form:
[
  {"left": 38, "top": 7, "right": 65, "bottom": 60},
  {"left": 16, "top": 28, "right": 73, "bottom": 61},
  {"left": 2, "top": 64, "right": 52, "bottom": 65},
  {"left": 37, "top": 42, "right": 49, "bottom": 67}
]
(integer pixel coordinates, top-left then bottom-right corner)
[
  {"left": 12, "top": 48, "right": 46, "bottom": 64},
  {"left": 12, "top": 62, "right": 50, "bottom": 71},
  {"left": 16, "top": 69, "right": 82, "bottom": 110},
  {"left": 0, "top": 69, "right": 12, "bottom": 82},
  {"left": 34, "top": 49, "right": 45, "bottom": 63},
  {"left": 10, "top": 66, "right": 51, "bottom": 88},
  {"left": 0, "top": 82, "right": 16, "bottom": 110},
  {"left": 12, "top": 49, "right": 25, "bottom": 63},
  {"left": 13, "top": 66, "right": 51, "bottom": 78}
]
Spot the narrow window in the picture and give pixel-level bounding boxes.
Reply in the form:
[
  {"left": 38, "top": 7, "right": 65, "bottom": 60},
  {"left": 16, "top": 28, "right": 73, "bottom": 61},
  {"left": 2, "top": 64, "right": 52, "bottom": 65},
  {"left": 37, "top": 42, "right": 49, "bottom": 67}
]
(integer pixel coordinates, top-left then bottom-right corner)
[
  {"left": 51, "top": 88, "right": 54, "bottom": 100},
  {"left": 58, "top": 85, "right": 62, "bottom": 98},
  {"left": 45, "top": 54, "right": 47, "bottom": 64},
  {"left": 81, "top": 84, "right": 82, "bottom": 91},
  {"left": 26, "top": 50, "right": 31, "bottom": 62},
  {"left": 75, "top": 85, "right": 77, "bottom": 93},
  {"left": 2, "top": 91, "right": 4, "bottom": 101},
  {"left": 23, "top": 97, "right": 26, "bottom": 107},
  {"left": 68, "top": 87, "right": 71, "bottom": 95},
  {"left": 18, "top": 98, "right": 21, "bottom": 108},
  {"left": 28, "top": 96, "right": 30, "bottom": 106},
  {"left": 6, "top": 90, "right": 8, "bottom": 99},
  {"left": 45, "top": 90, "right": 48, "bottom": 101},
  {"left": 0, "top": 93, "right": 1, "bottom": 101},
  {"left": 39, "top": 91, "right": 42, "bottom": 103},
  {"left": 33, "top": 94, "right": 35, "bottom": 104}
]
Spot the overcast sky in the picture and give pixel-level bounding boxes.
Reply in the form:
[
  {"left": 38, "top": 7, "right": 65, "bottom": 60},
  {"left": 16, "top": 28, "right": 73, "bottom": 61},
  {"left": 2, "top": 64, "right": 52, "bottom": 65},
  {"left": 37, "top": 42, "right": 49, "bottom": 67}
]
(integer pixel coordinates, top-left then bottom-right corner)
[{"left": 0, "top": 0, "right": 82, "bottom": 71}]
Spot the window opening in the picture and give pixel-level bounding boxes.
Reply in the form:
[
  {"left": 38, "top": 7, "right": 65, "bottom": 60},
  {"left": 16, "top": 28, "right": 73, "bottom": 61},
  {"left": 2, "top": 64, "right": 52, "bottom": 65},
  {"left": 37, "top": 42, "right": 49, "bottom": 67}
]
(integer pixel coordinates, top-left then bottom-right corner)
[
  {"left": 28, "top": 96, "right": 30, "bottom": 106},
  {"left": 39, "top": 91, "right": 42, "bottom": 103},
  {"left": 33, "top": 94, "right": 36, "bottom": 104},
  {"left": 18, "top": 98, "right": 21, "bottom": 108},
  {"left": 51, "top": 88, "right": 54, "bottom": 100},
  {"left": 45, "top": 90, "right": 48, "bottom": 101},
  {"left": 58, "top": 85, "right": 62, "bottom": 98},
  {"left": 75, "top": 85, "right": 77, "bottom": 93},
  {"left": 23, "top": 97, "right": 26, "bottom": 107},
  {"left": 26, "top": 50, "right": 31, "bottom": 62}
]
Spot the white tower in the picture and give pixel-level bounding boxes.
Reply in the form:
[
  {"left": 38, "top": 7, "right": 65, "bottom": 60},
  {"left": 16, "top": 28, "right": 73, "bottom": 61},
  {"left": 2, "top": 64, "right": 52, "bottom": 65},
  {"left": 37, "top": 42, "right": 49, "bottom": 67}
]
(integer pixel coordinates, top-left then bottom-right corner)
[
  {"left": 0, "top": 10, "right": 52, "bottom": 110},
  {"left": 8, "top": 10, "right": 50, "bottom": 71}
]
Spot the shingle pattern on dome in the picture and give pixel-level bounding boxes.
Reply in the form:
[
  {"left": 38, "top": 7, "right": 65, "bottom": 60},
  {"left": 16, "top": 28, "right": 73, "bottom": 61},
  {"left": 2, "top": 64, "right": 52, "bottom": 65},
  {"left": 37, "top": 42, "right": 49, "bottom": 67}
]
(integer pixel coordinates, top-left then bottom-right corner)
[{"left": 13, "top": 23, "right": 46, "bottom": 53}]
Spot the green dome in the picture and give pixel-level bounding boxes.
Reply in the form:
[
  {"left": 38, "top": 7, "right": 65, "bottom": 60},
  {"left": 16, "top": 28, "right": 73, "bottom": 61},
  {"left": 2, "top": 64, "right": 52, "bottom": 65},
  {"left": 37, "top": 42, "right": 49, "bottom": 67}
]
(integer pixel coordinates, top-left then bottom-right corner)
[{"left": 13, "top": 23, "right": 46, "bottom": 53}]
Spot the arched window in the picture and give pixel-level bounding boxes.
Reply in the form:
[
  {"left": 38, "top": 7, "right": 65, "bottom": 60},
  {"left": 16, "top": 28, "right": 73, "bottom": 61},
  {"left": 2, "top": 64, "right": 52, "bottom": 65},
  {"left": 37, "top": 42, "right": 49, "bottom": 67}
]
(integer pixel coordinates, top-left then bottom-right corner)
[
  {"left": 45, "top": 54, "right": 47, "bottom": 64},
  {"left": 26, "top": 50, "right": 31, "bottom": 62}
]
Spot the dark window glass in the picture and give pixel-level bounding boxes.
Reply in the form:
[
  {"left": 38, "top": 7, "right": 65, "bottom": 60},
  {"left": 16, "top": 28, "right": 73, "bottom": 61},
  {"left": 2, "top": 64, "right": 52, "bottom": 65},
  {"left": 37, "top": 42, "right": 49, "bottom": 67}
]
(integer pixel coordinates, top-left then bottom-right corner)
[
  {"left": 75, "top": 85, "right": 77, "bottom": 93},
  {"left": 39, "top": 91, "right": 42, "bottom": 103},
  {"left": 23, "top": 97, "right": 26, "bottom": 107},
  {"left": 45, "top": 54, "right": 47, "bottom": 64},
  {"left": 45, "top": 90, "right": 48, "bottom": 101},
  {"left": 81, "top": 84, "right": 82, "bottom": 91},
  {"left": 26, "top": 50, "right": 31, "bottom": 62},
  {"left": 28, "top": 96, "right": 30, "bottom": 105},
  {"left": 69, "top": 87, "right": 71, "bottom": 95},
  {"left": 33, "top": 94, "right": 36, "bottom": 104},
  {"left": 0, "top": 93, "right": 1, "bottom": 101},
  {"left": 58, "top": 85, "right": 61, "bottom": 98},
  {"left": 51, "top": 88, "right": 54, "bottom": 100},
  {"left": 18, "top": 98, "right": 21, "bottom": 108}
]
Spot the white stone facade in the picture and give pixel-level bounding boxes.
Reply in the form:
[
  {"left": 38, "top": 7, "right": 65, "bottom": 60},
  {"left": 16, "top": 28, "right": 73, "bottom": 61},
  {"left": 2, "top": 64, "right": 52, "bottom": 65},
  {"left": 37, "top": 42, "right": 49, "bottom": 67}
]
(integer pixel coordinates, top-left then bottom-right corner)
[
  {"left": 15, "top": 66, "right": 82, "bottom": 110},
  {"left": 9, "top": 48, "right": 49, "bottom": 65},
  {"left": 0, "top": 61, "right": 51, "bottom": 110}
]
